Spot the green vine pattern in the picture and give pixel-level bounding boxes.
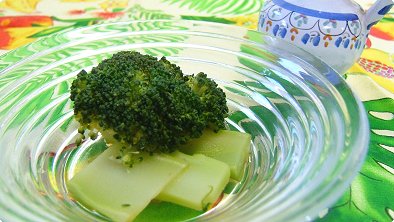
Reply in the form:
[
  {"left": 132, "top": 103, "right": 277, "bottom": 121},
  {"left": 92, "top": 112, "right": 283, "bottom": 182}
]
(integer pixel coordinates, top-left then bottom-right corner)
[
  {"left": 102, "top": 4, "right": 174, "bottom": 23},
  {"left": 161, "top": 0, "right": 263, "bottom": 15},
  {"left": 0, "top": 16, "right": 391, "bottom": 221},
  {"left": 0, "top": 20, "right": 189, "bottom": 71},
  {"left": 0, "top": 21, "right": 190, "bottom": 134}
]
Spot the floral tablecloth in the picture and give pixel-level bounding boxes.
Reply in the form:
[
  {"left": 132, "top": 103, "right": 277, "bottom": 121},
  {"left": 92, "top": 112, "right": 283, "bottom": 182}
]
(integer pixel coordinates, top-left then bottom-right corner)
[{"left": 0, "top": 0, "right": 393, "bottom": 221}]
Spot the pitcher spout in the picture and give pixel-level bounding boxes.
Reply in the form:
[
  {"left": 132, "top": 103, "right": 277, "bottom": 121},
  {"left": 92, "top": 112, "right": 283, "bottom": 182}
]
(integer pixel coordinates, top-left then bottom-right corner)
[{"left": 365, "top": 0, "right": 393, "bottom": 30}]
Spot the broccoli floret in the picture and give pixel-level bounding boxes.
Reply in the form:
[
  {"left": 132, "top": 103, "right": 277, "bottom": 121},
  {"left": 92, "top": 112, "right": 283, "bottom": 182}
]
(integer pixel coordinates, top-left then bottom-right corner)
[
  {"left": 70, "top": 51, "right": 227, "bottom": 158},
  {"left": 185, "top": 72, "right": 228, "bottom": 131}
]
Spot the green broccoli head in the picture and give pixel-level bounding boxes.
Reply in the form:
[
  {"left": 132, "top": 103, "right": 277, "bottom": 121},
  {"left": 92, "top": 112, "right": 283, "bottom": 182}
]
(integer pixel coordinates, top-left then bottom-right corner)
[
  {"left": 185, "top": 72, "right": 229, "bottom": 131},
  {"left": 70, "top": 51, "right": 227, "bottom": 155}
]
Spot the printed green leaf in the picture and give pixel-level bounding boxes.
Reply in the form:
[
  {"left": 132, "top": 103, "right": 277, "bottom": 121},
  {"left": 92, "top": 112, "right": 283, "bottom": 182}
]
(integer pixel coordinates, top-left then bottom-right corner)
[
  {"left": 161, "top": 0, "right": 263, "bottom": 15},
  {"left": 106, "top": 4, "right": 174, "bottom": 22},
  {"left": 84, "top": 7, "right": 97, "bottom": 12},
  {"left": 0, "top": 81, "right": 43, "bottom": 116},
  {"left": 8, "top": 87, "right": 54, "bottom": 129},
  {"left": 224, "top": 86, "right": 250, "bottom": 97},
  {"left": 60, "top": 116, "right": 74, "bottom": 132},
  {"left": 28, "top": 17, "right": 101, "bottom": 38},
  {"left": 134, "top": 201, "right": 203, "bottom": 222},
  {"left": 51, "top": 16, "right": 101, "bottom": 23},
  {"left": 28, "top": 26, "right": 70, "bottom": 38},
  {"left": 46, "top": 99, "right": 69, "bottom": 128},
  {"left": 317, "top": 98, "right": 394, "bottom": 222},
  {"left": 380, "top": 17, "right": 394, "bottom": 23},
  {"left": 180, "top": 15, "right": 235, "bottom": 24},
  {"left": 112, "top": 7, "right": 125, "bottom": 13}
]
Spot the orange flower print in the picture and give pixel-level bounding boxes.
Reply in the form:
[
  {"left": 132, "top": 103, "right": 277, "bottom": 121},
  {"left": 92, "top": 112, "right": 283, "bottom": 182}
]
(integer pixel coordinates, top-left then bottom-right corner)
[
  {"left": 94, "top": 11, "right": 124, "bottom": 19},
  {"left": 0, "top": 27, "right": 48, "bottom": 49},
  {"left": 369, "top": 19, "right": 394, "bottom": 41},
  {"left": 0, "top": 29, "right": 11, "bottom": 48},
  {"left": 68, "top": 9, "right": 86, "bottom": 15},
  {"left": 0, "top": 16, "right": 53, "bottom": 50},
  {"left": 0, "top": 16, "right": 53, "bottom": 28}
]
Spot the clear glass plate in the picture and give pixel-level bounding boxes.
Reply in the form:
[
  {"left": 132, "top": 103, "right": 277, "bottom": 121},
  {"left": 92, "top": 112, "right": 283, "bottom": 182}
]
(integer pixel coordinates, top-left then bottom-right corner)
[{"left": 0, "top": 20, "right": 369, "bottom": 222}]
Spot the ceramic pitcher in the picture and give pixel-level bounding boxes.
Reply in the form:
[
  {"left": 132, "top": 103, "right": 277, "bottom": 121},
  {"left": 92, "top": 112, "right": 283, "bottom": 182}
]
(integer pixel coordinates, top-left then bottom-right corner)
[{"left": 258, "top": 0, "right": 393, "bottom": 73}]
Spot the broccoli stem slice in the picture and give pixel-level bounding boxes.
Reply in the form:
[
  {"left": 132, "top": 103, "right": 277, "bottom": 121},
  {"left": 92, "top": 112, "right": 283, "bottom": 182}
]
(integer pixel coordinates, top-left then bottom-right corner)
[
  {"left": 67, "top": 130, "right": 250, "bottom": 221},
  {"left": 180, "top": 130, "right": 251, "bottom": 181},
  {"left": 156, "top": 152, "right": 230, "bottom": 211},
  {"left": 67, "top": 147, "right": 187, "bottom": 222}
]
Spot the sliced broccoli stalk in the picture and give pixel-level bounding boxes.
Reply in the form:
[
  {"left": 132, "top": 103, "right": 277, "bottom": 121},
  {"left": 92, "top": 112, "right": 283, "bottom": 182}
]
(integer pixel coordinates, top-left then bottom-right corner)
[
  {"left": 67, "top": 147, "right": 187, "bottom": 222},
  {"left": 68, "top": 130, "right": 249, "bottom": 220},
  {"left": 156, "top": 152, "right": 230, "bottom": 211},
  {"left": 180, "top": 130, "right": 251, "bottom": 181}
]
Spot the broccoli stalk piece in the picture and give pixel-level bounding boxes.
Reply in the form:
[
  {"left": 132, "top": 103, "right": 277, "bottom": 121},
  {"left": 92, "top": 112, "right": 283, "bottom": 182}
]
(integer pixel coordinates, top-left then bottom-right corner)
[{"left": 70, "top": 51, "right": 228, "bottom": 159}]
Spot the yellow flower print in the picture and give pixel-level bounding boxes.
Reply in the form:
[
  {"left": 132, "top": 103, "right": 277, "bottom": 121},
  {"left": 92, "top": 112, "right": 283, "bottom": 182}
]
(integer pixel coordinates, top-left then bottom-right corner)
[
  {"left": 347, "top": 48, "right": 394, "bottom": 93},
  {"left": 370, "top": 18, "right": 394, "bottom": 41},
  {"left": 99, "top": 0, "right": 127, "bottom": 12},
  {"left": 226, "top": 14, "right": 259, "bottom": 30},
  {"left": 0, "top": 0, "right": 41, "bottom": 13},
  {"left": 1, "top": 27, "right": 48, "bottom": 50},
  {"left": 61, "top": 0, "right": 99, "bottom": 2}
]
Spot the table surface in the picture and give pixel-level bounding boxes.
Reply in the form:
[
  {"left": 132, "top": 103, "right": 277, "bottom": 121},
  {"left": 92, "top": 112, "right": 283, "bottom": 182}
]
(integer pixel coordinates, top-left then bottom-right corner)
[{"left": 0, "top": 0, "right": 393, "bottom": 221}]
